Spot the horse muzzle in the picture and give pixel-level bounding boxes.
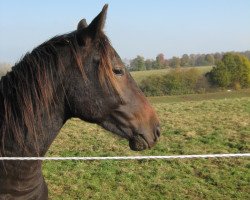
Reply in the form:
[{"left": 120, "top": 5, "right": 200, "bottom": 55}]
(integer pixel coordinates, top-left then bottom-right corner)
[{"left": 129, "top": 126, "right": 161, "bottom": 151}]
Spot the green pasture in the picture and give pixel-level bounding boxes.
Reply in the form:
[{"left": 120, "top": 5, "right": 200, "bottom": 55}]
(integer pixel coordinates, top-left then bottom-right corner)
[
  {"left": 43, "top": 90, "right": 250, "bottom": 200},
  {"left": 148, "top": 89, "right": 250, "bottom": 104}
]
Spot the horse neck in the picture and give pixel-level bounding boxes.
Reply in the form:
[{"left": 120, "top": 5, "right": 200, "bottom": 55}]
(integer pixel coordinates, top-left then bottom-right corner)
[{"left": 0, "top": 160, "right": 48, "bottom": 199}]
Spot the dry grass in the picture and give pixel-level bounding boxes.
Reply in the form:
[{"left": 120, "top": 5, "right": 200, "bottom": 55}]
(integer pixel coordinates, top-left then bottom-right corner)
[{"left": 43, "top": 92, "right": 250, "bottom": 200}]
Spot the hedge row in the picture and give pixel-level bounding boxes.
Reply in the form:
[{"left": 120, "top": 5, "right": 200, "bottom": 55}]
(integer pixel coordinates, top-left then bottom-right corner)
[{"left": 139, "top": 68, "right": 210, "bottom": 96}]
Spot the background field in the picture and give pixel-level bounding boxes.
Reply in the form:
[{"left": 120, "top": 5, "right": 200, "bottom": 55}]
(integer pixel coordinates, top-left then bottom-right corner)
[
  {"left": 130, "top": 66, "right": 212, "bottom": 84},
  {"left": 43, "top": 90, "right": 250, "bottom": 200}
]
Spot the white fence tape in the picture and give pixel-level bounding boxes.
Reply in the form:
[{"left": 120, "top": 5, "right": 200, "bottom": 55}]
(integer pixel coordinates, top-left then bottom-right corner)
[{"left": 0, "top": 153, "right": 249, "bottom": 161}]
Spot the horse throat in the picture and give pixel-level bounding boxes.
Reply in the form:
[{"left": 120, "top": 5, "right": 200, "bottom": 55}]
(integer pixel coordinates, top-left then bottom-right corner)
[{"left": 0, "top": 160, "right": 48, "bottom": 200}]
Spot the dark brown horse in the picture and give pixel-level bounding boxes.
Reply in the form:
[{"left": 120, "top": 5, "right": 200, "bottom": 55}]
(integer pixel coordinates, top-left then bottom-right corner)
[{"left": 0, "top": 5, "right": 160, "bottom": 199}]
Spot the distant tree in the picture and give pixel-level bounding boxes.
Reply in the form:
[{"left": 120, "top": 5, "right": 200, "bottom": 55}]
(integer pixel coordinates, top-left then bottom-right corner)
[
  {"left": 155, "top": 53, "right": 166, "bottom": 69},
  {"left": 195, "top": 54, "right": 206, "bottom": 66},
  {"left": 149, "top": 60, "right": 156, "bottom": 69},
  {"left": 145, "top": 59, "right": 154, "bottom": 70},
  {"left": 130, "top": 56, "right": 146, "bottom": 71},
  {"left": 169, "top": 56, "right": 180, "bottom": 68},
  {"left": 213, "top": 53, "right": 223, "bottom": 62},
  {"left": 205, "top": 54, "right": 215, "bottom": 65},
  {"left": 180, "top": 54, "right": 190, "bottom": 67},
  {"left": 189, "top": 54, "right": 196, "bottom": 66},
  {"left": 164, "top": 58, "right": 170, "bottom": 67},
  {"left": 224, "top": 53, "right": 250, "bottom": 88},
  {"left": 207, "top": 53, "right": 250, "bottom": 88},
  {"left": 208, "top": 61, "right": 231, "bottom": 87},
  {"left": 242, "top": 50, "right": 250, "bottom": 60}
]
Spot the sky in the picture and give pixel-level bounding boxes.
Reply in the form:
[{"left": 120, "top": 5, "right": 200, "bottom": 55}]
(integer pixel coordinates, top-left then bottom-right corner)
[{"left": 0, "top": 0, "right": 250, "bottom": 63}]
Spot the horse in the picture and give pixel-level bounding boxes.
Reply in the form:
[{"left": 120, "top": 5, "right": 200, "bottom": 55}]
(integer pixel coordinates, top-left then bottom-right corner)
[{"left": 0, "top": 5, "right": 160, "bottom": 199}]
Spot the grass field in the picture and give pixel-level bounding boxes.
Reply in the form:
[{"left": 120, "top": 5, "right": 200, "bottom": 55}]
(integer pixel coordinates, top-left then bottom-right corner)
[
  {"left": 130, "top": 66, "right": 212, "bottom": 84},
  {"left": 43, "top": 90, "right": 250, "bottom": 200}
]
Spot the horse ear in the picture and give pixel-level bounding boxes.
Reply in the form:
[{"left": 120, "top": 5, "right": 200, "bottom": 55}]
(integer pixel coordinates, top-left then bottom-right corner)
[
  {"left": 87, "top": 4, "right": 108, "bottom": 39},
  {"left": 76, "top": 5, "right": 108, "bottom": 46},
  {"left": 77, "top": 19, "right": 88, "bottom": 30}
]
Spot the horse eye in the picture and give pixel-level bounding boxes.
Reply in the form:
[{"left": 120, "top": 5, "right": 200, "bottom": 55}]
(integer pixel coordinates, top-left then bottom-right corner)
[{"left": 113, "top": 68, "right": 124, "bottom": 76}]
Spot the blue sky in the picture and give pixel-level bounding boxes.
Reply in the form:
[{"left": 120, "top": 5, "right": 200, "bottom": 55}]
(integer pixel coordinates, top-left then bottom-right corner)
[{"left": 0, "top": 0, "right": 249, "bottom": 63}]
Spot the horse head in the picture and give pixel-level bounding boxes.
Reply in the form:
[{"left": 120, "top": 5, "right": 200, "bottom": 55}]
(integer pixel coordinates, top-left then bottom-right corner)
[{"left": 65, "top": 5, "right": 160, "bottom": 151}]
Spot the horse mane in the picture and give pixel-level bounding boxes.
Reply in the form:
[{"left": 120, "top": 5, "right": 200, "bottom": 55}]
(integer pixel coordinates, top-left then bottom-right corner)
[{"left": 0, "top": 31, "right": 117, "bottom": 156}]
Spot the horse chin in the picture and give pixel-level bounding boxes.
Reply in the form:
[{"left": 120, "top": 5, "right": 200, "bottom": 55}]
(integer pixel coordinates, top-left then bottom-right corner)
[
  {"left": 129, "top": 135, "right": 149, "bottom": 151},
  {"left": 99, "top": 120, "right": 150, "bottom": 151}
]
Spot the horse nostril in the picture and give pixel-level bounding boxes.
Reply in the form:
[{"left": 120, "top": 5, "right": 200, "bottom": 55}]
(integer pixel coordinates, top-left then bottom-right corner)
[
  {"left": 156, "top": 126, "right": 161, "bottom": 137},
  {"left": 154, "top": 126, "right": 161, "bottom": 140}
]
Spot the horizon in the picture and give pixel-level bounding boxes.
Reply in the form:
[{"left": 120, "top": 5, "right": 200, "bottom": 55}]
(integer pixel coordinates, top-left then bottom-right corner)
[{"left": 0, "top": 0, "right": 250, "bottom": 63}]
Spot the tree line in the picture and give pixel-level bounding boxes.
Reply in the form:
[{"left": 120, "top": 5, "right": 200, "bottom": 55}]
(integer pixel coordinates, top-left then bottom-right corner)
[
  {"left": 1, "top": 52, "right": 250, "bottom": 95},
  {"left": 139, "top": 53, "right": 250, "bottom": 96},
  {"left": 127, "top": 51, "right": 250, "bottom": 71}
]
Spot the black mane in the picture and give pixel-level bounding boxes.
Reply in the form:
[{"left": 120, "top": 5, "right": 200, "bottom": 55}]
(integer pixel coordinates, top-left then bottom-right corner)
[{"left": 0, "top": 33, "right": 79, "bottom": 155}]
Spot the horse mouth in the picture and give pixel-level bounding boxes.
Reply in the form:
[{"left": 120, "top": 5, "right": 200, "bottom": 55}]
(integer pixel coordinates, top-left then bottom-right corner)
[
  {"left": 129, "top": 134, "right": 149, "bottom": 151},
  {"left": 98, "top": 120, "right": 155, "bottom": 151},
  {"left": 115, "top": 125, "right": 151, "bottom": 151}
]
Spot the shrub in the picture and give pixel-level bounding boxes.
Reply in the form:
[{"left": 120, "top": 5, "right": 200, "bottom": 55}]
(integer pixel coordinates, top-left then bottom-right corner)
[
  {"left": 195, "top": 76, "right": 211, "bottom": 93},
  {"left": 139, "top": 68, "right": 205, "bottom": 96},
  {"left": 207, "top": 53, "right": 250, "bottom": 88},
  {"left": 140, "top": 75, "right": 165, "bottom": 96}
]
